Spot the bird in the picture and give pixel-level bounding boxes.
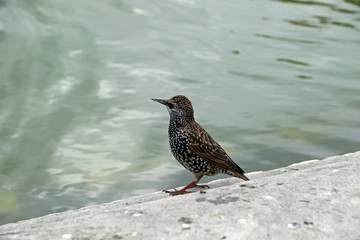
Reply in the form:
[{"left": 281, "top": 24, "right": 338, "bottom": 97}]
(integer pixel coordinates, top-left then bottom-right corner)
[{"left": 152, "top": 95, "right": 249, "bottom": 195}]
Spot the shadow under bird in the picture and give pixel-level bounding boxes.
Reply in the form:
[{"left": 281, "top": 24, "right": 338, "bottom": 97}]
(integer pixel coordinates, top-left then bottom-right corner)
[{"left": 152, "top": 95, "right": 249, "bottom": 195}]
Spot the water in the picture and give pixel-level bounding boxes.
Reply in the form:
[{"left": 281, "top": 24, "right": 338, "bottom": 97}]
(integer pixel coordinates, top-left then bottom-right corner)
[{"left": 0, "top": 0, "right": 359, "bottom": 225}]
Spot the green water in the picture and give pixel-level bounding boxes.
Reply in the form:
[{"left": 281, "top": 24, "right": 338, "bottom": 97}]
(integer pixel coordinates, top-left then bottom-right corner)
[{"left": 0, "top": 0, "right": 359, "bottom": 225}]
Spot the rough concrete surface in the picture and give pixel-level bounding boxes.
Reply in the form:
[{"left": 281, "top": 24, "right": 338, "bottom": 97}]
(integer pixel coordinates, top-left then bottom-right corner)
[{"left": 0, "top": 151, "right": 359, "bottom": 240}]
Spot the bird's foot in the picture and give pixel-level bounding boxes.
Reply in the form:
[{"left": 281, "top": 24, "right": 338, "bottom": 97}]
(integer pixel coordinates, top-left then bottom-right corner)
[
  {"left": 190, "top": 184, "right": 210, "bottom": 189},
  {"left": 163, "top": 189, "right": 193, "bottom": 196}
]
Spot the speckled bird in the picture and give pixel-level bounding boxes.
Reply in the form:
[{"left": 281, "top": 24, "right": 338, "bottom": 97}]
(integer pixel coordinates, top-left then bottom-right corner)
[{"left": 152, "top": 95, "right": 249, "bottom": 195}]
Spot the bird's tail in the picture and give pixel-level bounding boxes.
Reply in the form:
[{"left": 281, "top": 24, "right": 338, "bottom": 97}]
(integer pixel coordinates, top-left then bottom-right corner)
[
  {"left": 225, "top": 157, "right": 250, "bottom": 181},
  {"left": 234, "top": 172, "right": 249, "bottom": 181},
  {"left": 230, "top": 169, "right": 249, "bottom": 181}
]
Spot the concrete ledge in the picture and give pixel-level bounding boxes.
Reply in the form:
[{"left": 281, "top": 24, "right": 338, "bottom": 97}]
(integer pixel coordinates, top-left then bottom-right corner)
[{"left": 1, "top": 151, "right": 359, "bottom": 239}]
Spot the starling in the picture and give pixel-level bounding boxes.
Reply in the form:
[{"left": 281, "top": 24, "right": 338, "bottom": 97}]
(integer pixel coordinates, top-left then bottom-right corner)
[{"left": 152, "top": 95, "right": 249, "bottom": 195}]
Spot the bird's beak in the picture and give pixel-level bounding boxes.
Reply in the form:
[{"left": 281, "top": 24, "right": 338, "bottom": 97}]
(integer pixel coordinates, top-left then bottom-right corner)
[{"left": 152, "top": 98, "right": 168, "bottom": 106}]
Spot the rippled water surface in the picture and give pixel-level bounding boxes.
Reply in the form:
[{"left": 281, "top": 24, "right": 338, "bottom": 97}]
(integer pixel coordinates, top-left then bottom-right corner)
[{"left": 0, "top": 0, "right": 359, "bottom": 225}]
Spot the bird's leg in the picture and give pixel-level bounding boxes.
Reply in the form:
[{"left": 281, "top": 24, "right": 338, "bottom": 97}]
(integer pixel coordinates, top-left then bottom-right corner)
[
  {"left": 189, "top": 174, "right": 209, "bottom": 189},
  {"left": 163, "top": 174, "right": 208, "bottom": 195},
  {"left": 163, "top": 180, "right": 198, "bottom": 195}
]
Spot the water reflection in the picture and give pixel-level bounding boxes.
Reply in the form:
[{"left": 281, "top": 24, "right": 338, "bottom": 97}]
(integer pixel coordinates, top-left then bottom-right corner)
[
  {"left": 276, "top": 58, "right": 310, "bottom": 66},
  {"left": 255, "top": 33, "right": 323, "bottom": 44},
  {"left": 275, "top": 0, "right": 359, "bottom": 14},
  {"left": 285, "top": 17, "right": 358, "bottom": 30}
]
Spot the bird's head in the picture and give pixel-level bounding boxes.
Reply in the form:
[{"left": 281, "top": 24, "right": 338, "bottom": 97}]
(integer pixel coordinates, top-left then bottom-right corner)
[{"left": 152, "top": 95, "right": 195, "bottom": 124}]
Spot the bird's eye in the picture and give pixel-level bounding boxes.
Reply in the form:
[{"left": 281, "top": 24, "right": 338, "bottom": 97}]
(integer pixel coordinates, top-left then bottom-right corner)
[{"left": 168, "top": 103, "right": 175, "bottom": 109}]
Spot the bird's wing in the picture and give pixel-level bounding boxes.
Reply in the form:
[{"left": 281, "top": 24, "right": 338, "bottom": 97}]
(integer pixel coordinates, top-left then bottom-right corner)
[{"left": 185, "top": 124, "right": 240, "bottom": 171}]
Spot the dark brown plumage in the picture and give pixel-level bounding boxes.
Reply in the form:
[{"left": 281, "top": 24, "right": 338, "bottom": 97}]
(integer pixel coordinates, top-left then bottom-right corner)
[{"left": 152, "top": 95, "right": 249, "bottom": 195}]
